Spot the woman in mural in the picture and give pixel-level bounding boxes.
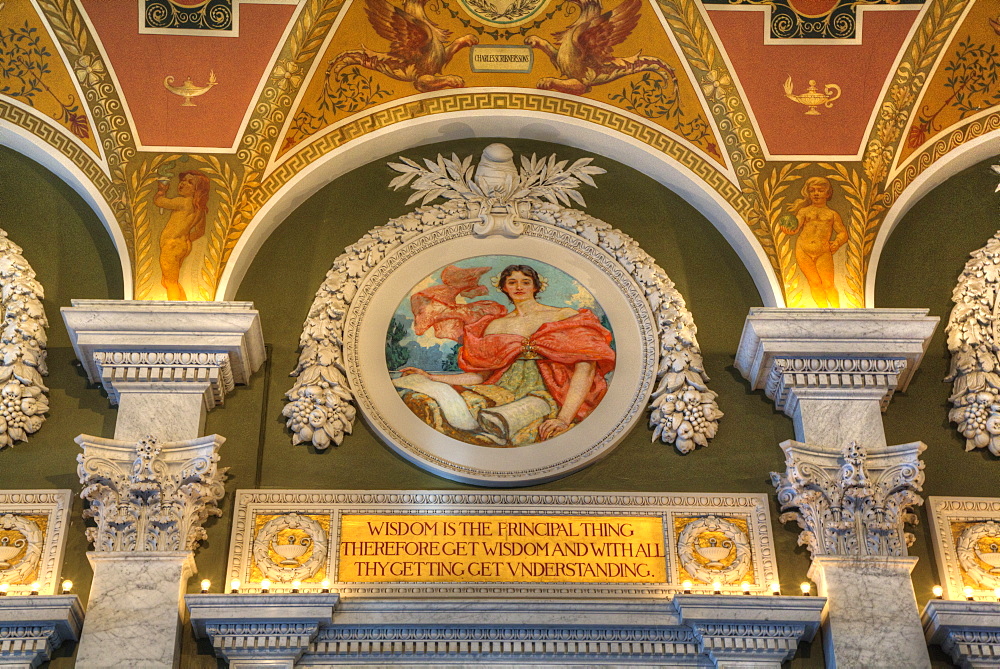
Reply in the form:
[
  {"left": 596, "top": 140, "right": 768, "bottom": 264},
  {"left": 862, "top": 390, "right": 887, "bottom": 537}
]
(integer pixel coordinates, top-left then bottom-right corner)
[
  {"left": 784, "top": 176, "right": 848, "bottom": 308},
  {"left": 396, "top": 264, "right": 616, "bottom": 447},
  {"left": 155, "top": 170, "right": 210, "bottom": 301}
]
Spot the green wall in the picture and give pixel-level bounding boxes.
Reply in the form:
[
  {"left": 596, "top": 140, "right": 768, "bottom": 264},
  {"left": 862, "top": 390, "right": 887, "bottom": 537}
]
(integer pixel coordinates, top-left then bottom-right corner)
[
  {"left": 9, "top": 139, "right": 1000, "bottom": 667},
  {"left": 0, "top": 144, "right": 123, "bottom": 666}
]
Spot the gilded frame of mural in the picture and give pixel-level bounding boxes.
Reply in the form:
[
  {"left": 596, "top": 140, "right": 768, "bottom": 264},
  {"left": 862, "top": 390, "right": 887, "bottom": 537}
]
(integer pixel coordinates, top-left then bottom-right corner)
[
  {"left": 928, "top": 496, "right": 1000, "bottom": 600},
  {"left": 0, "top": 489, "right": 72, "bottom": 595},
  {"left": 225, "top": 489, "right": 778, "bottom": 597}
]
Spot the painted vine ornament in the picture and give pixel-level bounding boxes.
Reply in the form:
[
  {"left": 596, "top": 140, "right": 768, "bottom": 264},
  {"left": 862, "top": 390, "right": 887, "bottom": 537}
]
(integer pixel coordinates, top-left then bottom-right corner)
[
  {"left": 946, "top": 172, "right": 1000, "bottom": 454},
  {"left": 0, "top": 228, "right": 49, "bottom": 449},
  {"left": 285, "top": 144, "right": 721, "bottom": 463}
]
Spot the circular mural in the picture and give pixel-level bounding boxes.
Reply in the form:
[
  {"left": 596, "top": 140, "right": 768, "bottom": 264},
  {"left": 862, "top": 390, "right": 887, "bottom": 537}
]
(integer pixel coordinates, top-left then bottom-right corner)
[{"left": 387, "top": 256, "right": 616, "bottom": 448}]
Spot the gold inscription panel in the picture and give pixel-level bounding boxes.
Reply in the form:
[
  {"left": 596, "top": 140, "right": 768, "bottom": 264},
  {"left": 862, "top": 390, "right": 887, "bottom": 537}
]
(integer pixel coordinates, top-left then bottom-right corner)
[{"left": 338, "top": 514, "right": 667, "bottom": 583}]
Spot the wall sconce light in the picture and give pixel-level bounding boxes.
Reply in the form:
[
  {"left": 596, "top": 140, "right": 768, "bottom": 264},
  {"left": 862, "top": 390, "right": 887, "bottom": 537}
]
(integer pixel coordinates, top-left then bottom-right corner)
[
  {"left": 770, "top": 583, "right": 781, "bottom": 596},
  {"left": 291, "top": 580, "right": 301, "bottom": 593},
  {"left": 800, "top": 582, "right": 811, "bottom": 596},
  {"left": 200, "top": 580, "right": 210, "bottom": 594},
  {"left": 0, "top": 583, "right": 8, "bottom": 596},
  {"left": 61, "top": 580, "right": 73, "bottom": 594},
  {"left": 932, "top": 585, "right": 943, "bottom": 599},
  {"left": 681, "top": 580, "right": 692, "bottom": 595},
  {"left": 29, "top": 582, "right": 39, "bottom": 596},
  {"left": 230, "top": 579, "right": 240, "bottom": 594},
  {"left": 321, "top": 579, "right": 330, "bottom": 594},
  {"left": 712, "top": 581, "right": 722, "bottom": 595},
  {"left": 965, "top": 586, "right": 975, "bottom": 601}
]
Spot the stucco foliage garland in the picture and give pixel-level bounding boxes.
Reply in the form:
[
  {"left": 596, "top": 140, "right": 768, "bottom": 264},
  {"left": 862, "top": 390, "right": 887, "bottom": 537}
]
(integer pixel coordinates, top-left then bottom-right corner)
[
  {"left": 946, "top": 181, "right": 1000, "bottom": 454},
  {"left": 0, "top": 228, "right": 48, "bottom": 449},
  {"left": 284, "top": 148, "right": 721, "bottom": 453}
]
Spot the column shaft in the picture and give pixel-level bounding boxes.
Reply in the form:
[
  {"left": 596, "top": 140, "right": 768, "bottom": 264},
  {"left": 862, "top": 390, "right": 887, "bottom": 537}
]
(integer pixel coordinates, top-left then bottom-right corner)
[{"left": 76, "top": 552, "right": 193, "bottom": 668}]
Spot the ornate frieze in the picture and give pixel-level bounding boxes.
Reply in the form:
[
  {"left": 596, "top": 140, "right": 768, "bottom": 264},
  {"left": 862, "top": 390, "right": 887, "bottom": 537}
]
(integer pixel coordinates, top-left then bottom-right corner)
[
  {"left": 227, "top": 490, "right": 778, "bottom": 598},
  {"left": 0, "top": 228, "right": 49, "bottom": 449},
  {"left": 765, "top": 357, "right": 909, "bottom": 413},
  {"left": 76, "top": 434, "right": 226, "bottom": 552},
  {"left": 0, "top": 490, "right": 72, "bottom": 595},
  {"left": 927, "top": 497, "right": 1000, "bottom": 600},
  {"left": 946, "top": 223, "right": 1000, "bottom": 455},
  {"left": 771, "top": 440, "right": 925, "bottom": 558}
]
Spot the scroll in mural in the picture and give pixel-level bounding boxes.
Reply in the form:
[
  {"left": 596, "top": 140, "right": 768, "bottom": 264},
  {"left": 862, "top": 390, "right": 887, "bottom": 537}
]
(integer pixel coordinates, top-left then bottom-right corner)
[{"left": 389, "top": 261, "right": 616, "bottom": 447}]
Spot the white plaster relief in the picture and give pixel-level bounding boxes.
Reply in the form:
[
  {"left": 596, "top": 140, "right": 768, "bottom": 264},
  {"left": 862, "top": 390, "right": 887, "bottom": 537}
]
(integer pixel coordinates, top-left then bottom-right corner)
[
  {"left": 676, "top": 515, "right": 752, "bottom": 585},
  {"left": 946, "top": 221, "right": 1000, "bottom": 455},
  {"left": 76, "top": 434, "right": 226, "bottom": 552},
  {"left": 285, "top": 144, "right": 721, "bottom": 457},
  {"left": 252, "top": 513, "right": 328, "bottom": 582},
  {"left": 0, "top": 490, "right": 72, "bottom": 595},
  {"left": 0, "top": 228, "right": 49, "bottom": 449},
  {"left": 772, "top": 440, "right": 925, "bottom": 558}
]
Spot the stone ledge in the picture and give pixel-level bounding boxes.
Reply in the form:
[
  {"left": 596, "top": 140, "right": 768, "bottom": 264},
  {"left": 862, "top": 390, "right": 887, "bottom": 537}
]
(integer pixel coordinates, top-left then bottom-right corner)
[
  {"left": 923, "top": 599, "right": 1000, "bottom": 668},
  {"left": 0, "top": 595, "right": 84, "bottom": 667}
]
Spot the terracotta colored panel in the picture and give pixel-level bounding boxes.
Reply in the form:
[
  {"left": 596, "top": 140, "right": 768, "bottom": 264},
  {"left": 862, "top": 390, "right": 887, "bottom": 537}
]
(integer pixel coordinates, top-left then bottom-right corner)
[
  {"left": 82, "top": 1, "right": 295, "bottom": 148},
  {"left": 709, "top": 9, "right": 919, "bottom": 157}
]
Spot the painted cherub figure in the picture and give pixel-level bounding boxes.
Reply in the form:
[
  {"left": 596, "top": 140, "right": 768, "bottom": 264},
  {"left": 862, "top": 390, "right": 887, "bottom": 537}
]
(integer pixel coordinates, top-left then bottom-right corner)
[
  {"left": 155, "top": 170, "right": 209, "bottom": 301},
  {"left": 783, "top": 176, "right": 848, "bottom": 308}
]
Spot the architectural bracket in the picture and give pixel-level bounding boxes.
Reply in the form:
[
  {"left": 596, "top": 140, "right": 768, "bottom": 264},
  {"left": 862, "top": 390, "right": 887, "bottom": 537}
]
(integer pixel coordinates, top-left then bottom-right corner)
[
  {"left": 923, "top": 599, "right": 1000, "bottom": 668},
  {"left": 0, "top": 595, "right": 83, "bottom": 668}
]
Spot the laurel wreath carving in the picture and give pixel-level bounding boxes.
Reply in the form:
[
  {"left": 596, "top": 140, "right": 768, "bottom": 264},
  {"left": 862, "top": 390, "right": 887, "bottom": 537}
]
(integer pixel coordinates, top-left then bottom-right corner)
[
  {"left": 0, "top": 229, "right": 48, "bottom": 449},
  {"left": 284, "top": 148, "right": 721, "bottom": 453},
  {"left": 464, "top": 0, "right": 540, "bottom": 21}
]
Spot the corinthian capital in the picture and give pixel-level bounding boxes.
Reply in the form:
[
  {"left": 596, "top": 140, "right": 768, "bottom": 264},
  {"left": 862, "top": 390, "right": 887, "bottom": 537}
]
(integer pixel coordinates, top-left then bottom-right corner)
[
  {"left": 771, "top": 439, "right": 925, "bottom": 558},
  {"left": 76, "top": 434, "right": 226, "bottom": 552}
]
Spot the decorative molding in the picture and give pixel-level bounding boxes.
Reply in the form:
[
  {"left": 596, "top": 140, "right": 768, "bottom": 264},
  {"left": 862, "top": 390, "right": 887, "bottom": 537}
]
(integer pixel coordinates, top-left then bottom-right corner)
[
  {"left": 677, "top": 515, "right": 752, "bottom": 585},
  {"left": 946, "top": 222, "right": 1000, "bottom": 454},
  {"left": 61, "top": 300, "right": 265, "bottom": 406},
  {"left": 0, "top": 595, "right": 83, "bottom": 668},
  {"left": 226, "top": 489, "right": 777, "bottom": 598},
  {"left": 772, "top": 440, "right": 925, "bottom": 558},
  {"left": 736, "top": 308, "right": 939, "bottom": 416},
  {"left": 285, "top": 144, "right": 721, "bottom": 463},
  {"left": 0, "top": 490, "right": 72, "bottom": 595},
  {"left": 923, "top": 600, "right": 1000, "bottom": 669},
  {"left": 0, "top": 228, "right": 49, "bottom": 449},
  {"left": 186, "top": 592, "right": 338, "bottom": 666},
  {"left": 927, "top": 496, "right": 1000, "bottom": 600},
  {"left": 252, "top": 513, "right": 328, "bottom": 582},
  {"left": 76, "top": 434, "right": 226, "bottom": 552}
]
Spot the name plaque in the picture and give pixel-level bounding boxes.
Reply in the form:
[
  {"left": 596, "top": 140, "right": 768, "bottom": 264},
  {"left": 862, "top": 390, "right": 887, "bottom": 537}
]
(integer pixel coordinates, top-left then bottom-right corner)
[
  {"left": 339, "top": 514, "right": 666, "bottom": 583},
  {"left": 227, "top": 490, "right": 778, "bottom": 597}
]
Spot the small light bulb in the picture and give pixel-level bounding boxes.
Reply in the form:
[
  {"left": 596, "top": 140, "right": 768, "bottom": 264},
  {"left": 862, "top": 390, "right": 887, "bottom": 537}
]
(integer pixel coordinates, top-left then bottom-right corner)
[
  {"left": 0, "top": 583, "right": 8, "bottom": 596},
  {"left": 261, "top": 579, "right": 271, "bottom": 594},
  {"left": 741, "top": 581, "right": 751, "bottom": 595},
  {"left": 61, "top": 580, "right": 72, "bottom": 594},
  {"left": 681, "top": 580, "right": 692, "bottom": 594},
  {"left": 993, "top": 586, "right": 1000, "bottom": 602},
  {"left": 800, "top": 582, "right": 811, "bottom": 596},
  {"left": 291, "top": 580, "right": 301, "bottom": 593},
  {"left": 29, "top": 582, "right": 39, "bottom": 595},
  {"left": 712, "top": 581, "right": 722, "bottom": 595},
  {"left": 321, "top": 579, "right": 331, "bottom": 593},
  {"left": 770, "top": 582, "right": 781, "bottom": 596},
  {"left": 230, "top": 579, "right": 240, "bottom": 594},
  {"left": 965, "top": 586, "right": 975, "bottom": 601},
  {"left": 932, "top": 585, "right": 943, "bottom": 599},
  {"left": 200, "top": 579, "right": 210, "bottom": 594}
]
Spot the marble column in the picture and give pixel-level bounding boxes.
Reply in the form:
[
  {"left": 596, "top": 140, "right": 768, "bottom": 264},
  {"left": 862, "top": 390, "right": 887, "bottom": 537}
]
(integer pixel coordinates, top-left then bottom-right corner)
[
  {"left": 63, "top": 301, "right": 264, "bottom": 668},
  {"left": 736, "top": 308, "right": 938, "bottom": 669}
]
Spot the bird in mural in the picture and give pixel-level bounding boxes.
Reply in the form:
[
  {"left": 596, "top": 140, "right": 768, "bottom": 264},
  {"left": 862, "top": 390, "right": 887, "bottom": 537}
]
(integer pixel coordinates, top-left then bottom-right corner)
[
  {"left": 329, "top": 0, "right": 478, "bottom": 93},
  {"left": 523, "top": 0, "right": 675, "bottom": 95}
]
